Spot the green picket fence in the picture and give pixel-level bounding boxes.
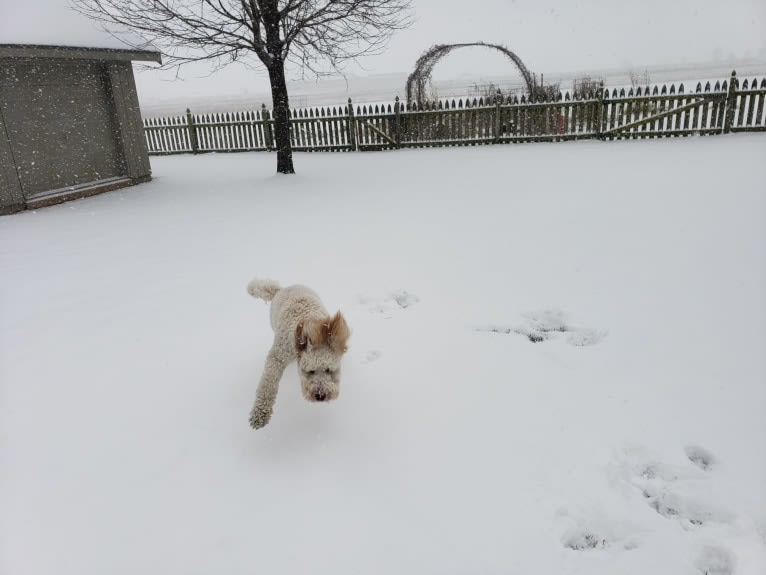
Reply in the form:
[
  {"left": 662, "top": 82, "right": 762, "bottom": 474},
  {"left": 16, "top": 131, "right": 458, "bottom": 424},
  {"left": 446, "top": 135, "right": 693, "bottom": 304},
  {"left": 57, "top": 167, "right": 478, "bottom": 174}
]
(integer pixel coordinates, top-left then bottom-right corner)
[{"left": 143, "top": 71, "right": 766, "bottom": 155}]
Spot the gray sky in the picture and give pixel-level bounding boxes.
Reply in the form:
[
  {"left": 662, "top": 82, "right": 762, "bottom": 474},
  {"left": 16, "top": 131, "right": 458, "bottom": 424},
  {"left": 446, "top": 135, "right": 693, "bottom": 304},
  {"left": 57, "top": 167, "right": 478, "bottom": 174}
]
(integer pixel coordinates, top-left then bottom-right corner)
[{"left": 362, "top": 0, "right": 766, "bottom": 75}]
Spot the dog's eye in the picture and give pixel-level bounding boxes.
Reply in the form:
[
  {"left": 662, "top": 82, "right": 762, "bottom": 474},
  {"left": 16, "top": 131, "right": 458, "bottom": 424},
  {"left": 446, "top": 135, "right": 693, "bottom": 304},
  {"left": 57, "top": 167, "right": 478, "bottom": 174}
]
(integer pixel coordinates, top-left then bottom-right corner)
[
  {"left": 324, "top": 368, "right": 331, "bottom": 374},
  {"left": 307, "top": 370, "right": 316, "bottom": 375}
]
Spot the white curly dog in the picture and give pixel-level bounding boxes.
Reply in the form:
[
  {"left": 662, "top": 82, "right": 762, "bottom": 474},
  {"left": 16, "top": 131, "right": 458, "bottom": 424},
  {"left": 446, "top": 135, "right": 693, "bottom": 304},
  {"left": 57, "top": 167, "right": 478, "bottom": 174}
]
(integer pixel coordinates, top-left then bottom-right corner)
[{"left": 246, "top": 279, "right": 350, "bottom": 429}]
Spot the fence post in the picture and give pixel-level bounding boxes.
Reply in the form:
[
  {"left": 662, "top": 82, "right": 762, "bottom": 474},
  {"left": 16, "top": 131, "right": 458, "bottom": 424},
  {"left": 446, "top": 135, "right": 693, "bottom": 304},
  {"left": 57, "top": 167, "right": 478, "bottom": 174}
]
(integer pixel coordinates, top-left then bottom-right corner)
[
  {"left": 394, "top": 96, "right": 402, "bottom": 148},
  {"left": 594, "top": 87, "right": 605, "bottom": 140},
  {"left": 186, "top": 108, "right": 199, "bottom": 154},
  {"left": 722, "top": 70, "right": 738, "bottom": 134},
  {"left": 262, "top": 103, "right": 274, "bottom": 151},
  {"left": 493, "top": 89, "right": 503, "bottom": 143},
  {"left": 346, "top": 98, "right": 357, "bottom": 151}
]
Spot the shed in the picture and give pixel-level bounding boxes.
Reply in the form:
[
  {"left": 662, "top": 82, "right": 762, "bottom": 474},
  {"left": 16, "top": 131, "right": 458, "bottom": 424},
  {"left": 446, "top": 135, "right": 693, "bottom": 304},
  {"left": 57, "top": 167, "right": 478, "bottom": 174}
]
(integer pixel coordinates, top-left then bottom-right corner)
[{"left": 0, "top": 5, "right": 161, "bottom": 214}]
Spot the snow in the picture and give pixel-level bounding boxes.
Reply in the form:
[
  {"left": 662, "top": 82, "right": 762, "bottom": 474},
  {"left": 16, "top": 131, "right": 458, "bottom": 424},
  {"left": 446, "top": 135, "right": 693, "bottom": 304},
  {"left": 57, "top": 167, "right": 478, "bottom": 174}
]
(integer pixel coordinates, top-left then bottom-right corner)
[{"left": 2, "top": 135, "right": 766, "bottom": 575}]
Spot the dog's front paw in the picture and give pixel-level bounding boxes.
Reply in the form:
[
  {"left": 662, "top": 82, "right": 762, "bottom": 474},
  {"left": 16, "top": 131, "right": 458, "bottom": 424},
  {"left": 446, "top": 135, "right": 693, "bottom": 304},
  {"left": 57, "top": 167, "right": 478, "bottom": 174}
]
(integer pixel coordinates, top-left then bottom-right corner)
[{"left": 249, "top": 406, "right": 272, "bottom": 429}]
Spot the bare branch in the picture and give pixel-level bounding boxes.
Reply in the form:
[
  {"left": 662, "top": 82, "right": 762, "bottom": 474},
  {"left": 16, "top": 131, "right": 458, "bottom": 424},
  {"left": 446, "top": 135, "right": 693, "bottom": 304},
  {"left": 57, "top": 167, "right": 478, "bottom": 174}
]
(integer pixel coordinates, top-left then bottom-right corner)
[
  {"left": 73, "top": 0, "right": 414, "bottom": 174},
  {"left": 74, "top": 0, "right": 412, "bottom": 73}
]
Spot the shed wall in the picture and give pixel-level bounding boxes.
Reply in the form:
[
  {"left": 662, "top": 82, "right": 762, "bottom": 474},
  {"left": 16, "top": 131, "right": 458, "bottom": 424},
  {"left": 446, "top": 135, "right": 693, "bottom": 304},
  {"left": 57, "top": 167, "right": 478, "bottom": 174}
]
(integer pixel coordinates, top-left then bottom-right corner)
[
  {"left": 1, "top": 58, "right": 124, "bottom": 196},
  {"left": 0, "top": 55, "right": 153, "bottom": 214}
]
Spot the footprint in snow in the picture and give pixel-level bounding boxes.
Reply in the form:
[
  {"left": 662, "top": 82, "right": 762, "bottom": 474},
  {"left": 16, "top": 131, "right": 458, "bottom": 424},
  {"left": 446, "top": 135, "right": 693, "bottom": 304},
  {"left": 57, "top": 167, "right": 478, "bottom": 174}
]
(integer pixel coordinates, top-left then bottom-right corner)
[
  {"left": 476, "top": 307, "right": 606, "bottom": 346},
  {"left": 685, "top": 445, "right": 717, "bottom": 472},
  {"left": 358, "top": 290, "right": 419, "bottom": 318},
  {"left": 557, "top": 507, "right": 640, "bottom": 552},
  {"left": 695, "top": 545, "right": 734, "bottom": 575},
  {"left": 611, "top": 445, "right": 730, "bottom": 529},
  {"left": 562, "top": 528, "right": 609, "bottom": 551}
]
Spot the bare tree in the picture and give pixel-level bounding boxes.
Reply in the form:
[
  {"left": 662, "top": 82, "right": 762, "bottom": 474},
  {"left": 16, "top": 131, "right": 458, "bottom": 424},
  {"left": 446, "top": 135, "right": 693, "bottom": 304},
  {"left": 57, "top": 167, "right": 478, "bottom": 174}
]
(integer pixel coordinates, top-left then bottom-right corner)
[{"left": 75, "top": 0, "right": 413, "bottom": 174}]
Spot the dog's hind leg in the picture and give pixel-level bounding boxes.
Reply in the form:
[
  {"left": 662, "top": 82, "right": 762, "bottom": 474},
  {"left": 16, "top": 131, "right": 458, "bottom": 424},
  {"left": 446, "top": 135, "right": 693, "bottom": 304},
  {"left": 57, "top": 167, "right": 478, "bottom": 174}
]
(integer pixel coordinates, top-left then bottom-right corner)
[{"left": 249, "top": 345, "right": 288, "bottom": 429}]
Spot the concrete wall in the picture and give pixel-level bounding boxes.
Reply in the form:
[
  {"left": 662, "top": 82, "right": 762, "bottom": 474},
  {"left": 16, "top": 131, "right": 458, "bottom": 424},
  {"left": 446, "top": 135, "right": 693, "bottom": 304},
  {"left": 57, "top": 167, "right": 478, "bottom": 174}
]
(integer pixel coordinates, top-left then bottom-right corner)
[
  {"left": 0, "top": 106, "right": 24, "bottom": 214},
  {"left": 0, "top": 55, "right": 153, "bottom": 215}
]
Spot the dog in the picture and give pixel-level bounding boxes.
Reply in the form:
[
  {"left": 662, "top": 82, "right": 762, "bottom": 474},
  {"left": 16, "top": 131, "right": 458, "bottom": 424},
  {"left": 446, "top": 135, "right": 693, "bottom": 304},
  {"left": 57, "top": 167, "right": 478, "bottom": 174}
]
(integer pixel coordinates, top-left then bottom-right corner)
[{"left": 246, "top": 279, "right": 350, "bottom": 429}]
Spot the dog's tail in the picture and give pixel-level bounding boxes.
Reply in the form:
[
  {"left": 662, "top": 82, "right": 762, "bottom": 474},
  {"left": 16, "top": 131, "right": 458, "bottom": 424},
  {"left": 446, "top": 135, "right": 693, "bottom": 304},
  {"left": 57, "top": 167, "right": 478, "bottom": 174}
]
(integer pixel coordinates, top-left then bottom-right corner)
[{"left": 246, "top": 278, "right": 282, "bottom": 302}]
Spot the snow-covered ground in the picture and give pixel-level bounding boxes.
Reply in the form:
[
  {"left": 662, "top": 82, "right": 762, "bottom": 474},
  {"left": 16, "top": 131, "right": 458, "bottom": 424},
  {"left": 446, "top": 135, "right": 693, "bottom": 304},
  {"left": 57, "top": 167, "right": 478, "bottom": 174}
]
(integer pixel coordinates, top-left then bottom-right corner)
[{"left": 2, "top": 135, "right": 765, "bottom": 575}]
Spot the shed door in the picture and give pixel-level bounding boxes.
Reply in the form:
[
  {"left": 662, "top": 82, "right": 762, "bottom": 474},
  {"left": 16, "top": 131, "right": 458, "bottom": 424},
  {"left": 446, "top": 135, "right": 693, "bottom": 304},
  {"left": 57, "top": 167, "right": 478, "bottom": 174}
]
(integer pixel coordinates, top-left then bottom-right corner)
[{"left": 0, "top": 59, "right": 125, "bottom": 198}]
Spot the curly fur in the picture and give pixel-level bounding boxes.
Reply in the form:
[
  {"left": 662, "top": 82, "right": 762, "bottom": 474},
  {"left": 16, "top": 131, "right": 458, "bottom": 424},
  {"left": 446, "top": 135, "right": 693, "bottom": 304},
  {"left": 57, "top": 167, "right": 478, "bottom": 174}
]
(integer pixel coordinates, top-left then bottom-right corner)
[{"left": 246, "top": 278, "right": 350, "bottom": 429}]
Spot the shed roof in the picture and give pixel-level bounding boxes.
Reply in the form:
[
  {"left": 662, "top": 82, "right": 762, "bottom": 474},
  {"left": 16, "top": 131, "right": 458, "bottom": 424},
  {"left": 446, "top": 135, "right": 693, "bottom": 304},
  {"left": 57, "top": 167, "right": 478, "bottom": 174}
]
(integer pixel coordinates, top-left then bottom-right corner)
[
  {"left": 0, "top": 1, "right": 161, "bottom": 62},
  {"left": 0, "top": 44, "right": 162, "bottom": 63}
]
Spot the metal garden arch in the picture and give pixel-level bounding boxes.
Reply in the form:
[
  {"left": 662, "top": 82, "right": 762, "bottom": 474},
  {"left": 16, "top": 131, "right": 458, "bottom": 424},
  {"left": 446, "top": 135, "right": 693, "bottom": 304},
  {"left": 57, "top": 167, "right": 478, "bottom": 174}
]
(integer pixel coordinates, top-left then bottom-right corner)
[{"left": 405, "top": 42, "right": 536, "bottom": 104}]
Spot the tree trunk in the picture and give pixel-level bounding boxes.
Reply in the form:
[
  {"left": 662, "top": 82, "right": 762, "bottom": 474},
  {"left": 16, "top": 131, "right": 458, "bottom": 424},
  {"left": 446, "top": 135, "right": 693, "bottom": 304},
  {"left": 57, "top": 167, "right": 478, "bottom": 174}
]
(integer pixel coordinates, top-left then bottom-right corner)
[
  {"left": 258, "top": 0, "right": 293, "bottom": 174},
  {"left": 267, "top": 59, "right": 294, "bottom": 174}
]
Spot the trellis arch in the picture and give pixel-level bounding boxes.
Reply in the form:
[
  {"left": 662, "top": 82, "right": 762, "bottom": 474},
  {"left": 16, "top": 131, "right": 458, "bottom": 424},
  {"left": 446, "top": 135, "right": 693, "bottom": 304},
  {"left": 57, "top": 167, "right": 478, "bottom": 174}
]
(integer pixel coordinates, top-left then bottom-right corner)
[{"left": 405, "top": 42, "right": 536, "bottom": 104}]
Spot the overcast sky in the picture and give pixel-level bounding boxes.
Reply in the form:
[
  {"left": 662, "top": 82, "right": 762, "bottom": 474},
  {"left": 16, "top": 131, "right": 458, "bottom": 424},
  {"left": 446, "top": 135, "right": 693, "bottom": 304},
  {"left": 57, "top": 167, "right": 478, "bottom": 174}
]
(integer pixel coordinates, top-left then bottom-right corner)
[
  {"left": 2, "top": 0, "right": 765, "bottom": 103},
  {"left": 361, "top": 0, "right": 766, "bottom": 74}
]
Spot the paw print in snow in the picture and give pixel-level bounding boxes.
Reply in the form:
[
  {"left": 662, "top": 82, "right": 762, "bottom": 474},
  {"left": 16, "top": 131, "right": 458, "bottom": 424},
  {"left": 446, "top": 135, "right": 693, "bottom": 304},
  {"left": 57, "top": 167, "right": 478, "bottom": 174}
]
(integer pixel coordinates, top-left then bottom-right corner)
[
  {"left": 685, "top": 445, "right": 717, "bottom": 472},
  {"left": 358, "top": 290, "right": 419, "bottom": 318},
  {"left": 612, "top": 444, "right": 731, "bottom": 529},
  {"left": 695, "top": 545, "right": 734, "bottom": 575},
  {"left": 477, "top": 307, "right": 606, "bottom": 346}
]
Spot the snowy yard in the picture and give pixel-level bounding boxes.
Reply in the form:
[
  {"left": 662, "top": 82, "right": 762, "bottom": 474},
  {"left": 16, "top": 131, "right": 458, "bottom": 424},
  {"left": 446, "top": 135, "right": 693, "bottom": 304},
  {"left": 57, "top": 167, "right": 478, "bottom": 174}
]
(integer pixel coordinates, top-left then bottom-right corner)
[{"left": 1, "top": 135, "right": 765, "bottom": 575}]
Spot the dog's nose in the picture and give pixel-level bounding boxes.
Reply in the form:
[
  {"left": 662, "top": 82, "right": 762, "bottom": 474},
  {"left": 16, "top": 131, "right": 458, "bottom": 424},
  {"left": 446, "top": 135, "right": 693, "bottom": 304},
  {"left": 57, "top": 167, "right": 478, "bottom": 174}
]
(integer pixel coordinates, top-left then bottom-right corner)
[{"left": 314, "top": 391, "right": 327, "bottom": 401}]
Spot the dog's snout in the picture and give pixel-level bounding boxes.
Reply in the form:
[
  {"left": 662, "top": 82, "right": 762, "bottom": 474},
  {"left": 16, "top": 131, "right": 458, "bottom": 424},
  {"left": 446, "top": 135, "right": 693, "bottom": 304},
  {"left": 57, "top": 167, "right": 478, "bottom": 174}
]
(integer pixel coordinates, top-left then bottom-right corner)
[{"left": 314, "top": 391, "right": 327, "bottom": 401}]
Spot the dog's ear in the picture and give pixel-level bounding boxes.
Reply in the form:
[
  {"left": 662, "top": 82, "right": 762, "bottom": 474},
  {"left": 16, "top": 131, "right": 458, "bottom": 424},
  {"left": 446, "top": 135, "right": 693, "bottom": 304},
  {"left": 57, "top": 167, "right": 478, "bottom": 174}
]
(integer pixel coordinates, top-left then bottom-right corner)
[
  {"left": 327, "top": 311, "right": 350, "bottom": 354},
  {"left": 295, "top": 322, "right": 308, "bottom": 353},
  {"left": 297, "top": 320, "right": 327, "bottom": 352}
]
